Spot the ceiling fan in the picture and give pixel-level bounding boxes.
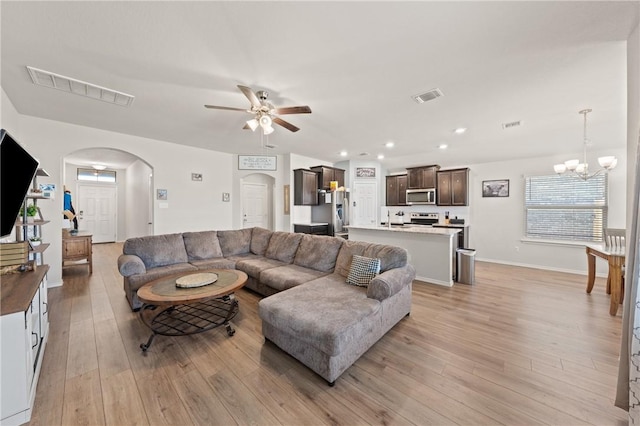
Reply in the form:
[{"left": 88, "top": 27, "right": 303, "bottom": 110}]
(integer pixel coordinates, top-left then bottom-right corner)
[{"left": 205, "top": 85, "right": 311, "bottom": 134}]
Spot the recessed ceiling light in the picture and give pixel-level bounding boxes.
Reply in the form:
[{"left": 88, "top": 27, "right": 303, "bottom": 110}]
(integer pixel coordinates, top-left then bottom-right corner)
[
  {"left": 339, "top": 151, "right": 348, "bottom": 157},
  {"left": 385, "top": 141, "right": 394, "bottom": 148},
  {"left": 438, "top": 144, "right": 448, "bottom": 150},
  {"left": 454, "top": 127, "right": 467, "bottom": 134},
  {"left": 377, "top": 154, "right": 385, "bottom": 160}
]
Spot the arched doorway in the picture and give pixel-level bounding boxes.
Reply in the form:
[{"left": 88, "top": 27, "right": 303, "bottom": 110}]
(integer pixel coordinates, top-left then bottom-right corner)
[{"left": 63, "top": 148, "right": 153, "bottom": 241}]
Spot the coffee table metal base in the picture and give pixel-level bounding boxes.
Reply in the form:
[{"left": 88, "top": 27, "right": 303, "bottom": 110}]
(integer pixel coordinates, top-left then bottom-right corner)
[{"left": 139, "top": 294, "right": 238, "bottom": 352}]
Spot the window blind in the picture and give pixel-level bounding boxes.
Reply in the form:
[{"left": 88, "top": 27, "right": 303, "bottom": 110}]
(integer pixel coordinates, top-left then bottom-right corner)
[{"left": 525, "top": 174, "right": 607, "bottom": 242}]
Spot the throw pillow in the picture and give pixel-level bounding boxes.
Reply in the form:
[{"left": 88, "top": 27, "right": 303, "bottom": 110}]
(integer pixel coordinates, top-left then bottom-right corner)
[{"left": 346, "top": 255, "right": 381, "bottom": 287}]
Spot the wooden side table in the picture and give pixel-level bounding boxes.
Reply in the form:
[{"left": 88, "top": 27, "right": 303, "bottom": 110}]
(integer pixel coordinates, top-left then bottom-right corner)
[{"left": 62, "top": 231, "right": 93, "bottom": 274}]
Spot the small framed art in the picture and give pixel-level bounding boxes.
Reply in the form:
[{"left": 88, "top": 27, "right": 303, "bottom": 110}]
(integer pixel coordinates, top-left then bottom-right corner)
[{"left": 482, "top": 179, "right": 509, "bottom": 197}]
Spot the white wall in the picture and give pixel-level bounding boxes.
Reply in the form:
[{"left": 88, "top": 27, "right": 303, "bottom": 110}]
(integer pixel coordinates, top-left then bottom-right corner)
[
  {"left": 628, "top": 23, "right": 640, "bottom": 236},
  {"left": 126, "top": 159, "right": 153, "bottom": 239},
  {"left": 1, "top": 89, "right": 234, "bottom": 287},
  {"left": 470, "top": 148, "right": 626, "bottom": 276}
]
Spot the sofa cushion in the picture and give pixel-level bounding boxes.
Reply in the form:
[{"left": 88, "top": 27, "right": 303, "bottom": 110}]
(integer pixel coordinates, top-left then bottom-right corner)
[
  {"left": 123, "top": 233, "right": 188, "bottom": 269},
  {"left": 183, "top": 231, "right": 223, "bottom": 260},
  {"left": 260, "top": 264, "right": 329, "bottom": 291},
  {"left": 235, "top": 257, "right": 287, "bottom": 279},
  {"left": 251, "top": 227, "right": 273, "bottom": 255},
  {"left": 218, "top": 229, "right": 253, "bottom": 256},
  {"left": 293, "top": 235, "right": 343, "bottom": 272},
  {"left": 335, "top": 240, "right": 407, "bottom": 277},
  {"left": 258, "top": 275, "right": 380, "bottom": 356},
  {"left": 346, "top": 255, "right": 381, "bottom": 287},
  {"left": 189, "top": 258, "right": 237, "bottom": 270},
  {"left": 265, "top": 232, "right": 303, "bottom": 263}
]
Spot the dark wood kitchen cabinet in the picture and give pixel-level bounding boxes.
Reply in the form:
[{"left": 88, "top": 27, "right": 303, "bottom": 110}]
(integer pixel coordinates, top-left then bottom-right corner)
[
  {"left": 386, "top": 174, "right": 407, "bottom": 206},
  {"left": 310, "top": 165, "right": 345, "bottom": 190},
  {"left": 294, "top": 169, "right": 319, "bottom": 205},
  {"left": 437, "top": 168, "right": 469, "bottom": 206},
  {"left": 407, "top": 165, "right": 440, "bottom": 189}
]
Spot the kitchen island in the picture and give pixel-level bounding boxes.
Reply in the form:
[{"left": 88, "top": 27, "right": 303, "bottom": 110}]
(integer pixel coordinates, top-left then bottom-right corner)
[{"left": 347, "top": 225, "right": 460, "bottom": 286}]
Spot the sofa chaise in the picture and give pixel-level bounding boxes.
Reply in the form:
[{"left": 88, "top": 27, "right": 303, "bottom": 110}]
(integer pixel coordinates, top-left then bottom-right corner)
[{"left": 117, "top": 227, "right": 415, "bottom": 384}]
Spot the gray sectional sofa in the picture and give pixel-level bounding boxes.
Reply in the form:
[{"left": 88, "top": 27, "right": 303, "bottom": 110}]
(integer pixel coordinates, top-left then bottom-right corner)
[{"left": 117, "top": 227, "right": 416, "bottom": 385}]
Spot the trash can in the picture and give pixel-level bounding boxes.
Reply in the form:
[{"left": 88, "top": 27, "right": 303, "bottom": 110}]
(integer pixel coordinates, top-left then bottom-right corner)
[{"left": 456, "top": 248, "right": 476, "bottom": 285}]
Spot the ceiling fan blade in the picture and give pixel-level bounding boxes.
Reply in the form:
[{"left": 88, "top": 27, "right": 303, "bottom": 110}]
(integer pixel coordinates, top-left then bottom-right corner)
[
  {"left": 273, "top": 105, "right": 312, "bottom": 115},
  {"left": 204, "top": 105, "right": 248, "bottom": 112},
  {"left": 273, "top": 116, "right": 300, "bottom": 132},
  {"left": 237, "top": 85, "right": 262, "bottom": 108}
]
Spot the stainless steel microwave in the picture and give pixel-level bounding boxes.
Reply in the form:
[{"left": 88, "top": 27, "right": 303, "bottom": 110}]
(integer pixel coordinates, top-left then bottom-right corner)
[{"left": 406, "top": 188, "right": 436, "bottom": 205}]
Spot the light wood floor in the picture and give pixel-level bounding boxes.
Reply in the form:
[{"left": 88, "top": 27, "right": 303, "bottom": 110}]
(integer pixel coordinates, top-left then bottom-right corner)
[{"left": 28, "top": 242, "right": 627, "bottom": 425}]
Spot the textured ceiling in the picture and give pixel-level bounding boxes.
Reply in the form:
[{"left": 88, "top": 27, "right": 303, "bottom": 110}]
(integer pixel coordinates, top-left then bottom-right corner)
[{"left": 2, "top": 1, "right": 638, "bottom": 171}]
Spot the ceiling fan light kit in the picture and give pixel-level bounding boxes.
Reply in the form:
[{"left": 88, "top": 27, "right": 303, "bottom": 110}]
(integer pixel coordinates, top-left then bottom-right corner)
[
  {"left": 553, "top": 108, "right": 617, "bottom": 180},
  {"left": 205, "top": 85, "right": 311, "bottom": 135}
]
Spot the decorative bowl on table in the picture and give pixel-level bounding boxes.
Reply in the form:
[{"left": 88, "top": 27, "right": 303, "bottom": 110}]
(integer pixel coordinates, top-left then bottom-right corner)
[{"left": 175, "top": 272, "right": 218, "bottom": 288}]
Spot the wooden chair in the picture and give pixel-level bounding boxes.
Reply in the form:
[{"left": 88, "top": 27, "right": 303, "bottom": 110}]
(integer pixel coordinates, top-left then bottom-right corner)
[
  {"left": 604, "top": 228, "right": 626, "bottom": 249},
  {"left": 604, "top": 228, "right": 626, "bottom": 302}
]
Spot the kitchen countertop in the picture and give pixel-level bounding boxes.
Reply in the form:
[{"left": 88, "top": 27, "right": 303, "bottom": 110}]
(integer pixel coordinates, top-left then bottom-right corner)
[
  {"left": 347, "top": 224, "right": 460, "bottom": 235},
  {"left": 293, "top": 222, "right": 329, "bottom": 226}
]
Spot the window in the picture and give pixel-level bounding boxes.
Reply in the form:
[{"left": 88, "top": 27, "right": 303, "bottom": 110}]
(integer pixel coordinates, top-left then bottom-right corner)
[
  {"left": 525, "top": 174, "right": 607, "bottom": 242},
  {"left": 77, "top": 168, "right": 116, "bottom": 183}
]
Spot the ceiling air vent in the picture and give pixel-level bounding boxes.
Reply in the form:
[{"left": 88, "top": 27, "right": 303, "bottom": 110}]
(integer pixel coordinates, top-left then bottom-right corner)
[
  {"left": 26, "top": 66, "right": 135, "bottom": 107},
  {"left": 502, "top": 120, "right": 522, "bottom": 129},
  {"left": 412, "top": 88, "right": 444, "bottom": 104}
]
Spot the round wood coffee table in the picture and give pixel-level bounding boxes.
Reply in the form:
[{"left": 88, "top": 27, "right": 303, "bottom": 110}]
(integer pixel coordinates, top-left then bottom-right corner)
[{"left": 136, "top": 269, "right": 248, "bottom": 352}]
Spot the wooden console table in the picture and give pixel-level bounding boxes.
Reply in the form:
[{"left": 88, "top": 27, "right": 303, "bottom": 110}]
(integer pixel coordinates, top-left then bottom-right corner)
[
  {"left": 585, "top": 244, "right": 625, "bottom": 316},
  {"left": 62, "top": 231, "right": 93, "bottom": 274}
]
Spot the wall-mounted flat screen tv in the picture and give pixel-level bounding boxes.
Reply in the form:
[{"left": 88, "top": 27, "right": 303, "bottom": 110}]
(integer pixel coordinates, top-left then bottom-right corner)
[{"left": 1, "top": 129, "right": 40, "bottom": 238}]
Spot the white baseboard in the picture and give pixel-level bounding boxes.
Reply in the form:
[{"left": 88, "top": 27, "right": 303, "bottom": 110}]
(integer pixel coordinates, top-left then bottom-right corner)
[{"left": 475, "top": 257, "right": 608, "bottom": 278}]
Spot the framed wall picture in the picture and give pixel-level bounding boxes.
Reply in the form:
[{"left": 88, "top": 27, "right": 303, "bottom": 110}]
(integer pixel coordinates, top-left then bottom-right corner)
[
  {"left": 355, "top": 167, "right": 376, "bottom": 178},
  {"left": 482, "top": 179, "right": 509, "bottom": 197},
  {"left": 238, "top": 155, "right": 277, "bottom": 171},
  {"left": 157, "top": 189, "right": 168, "bottom": 200}
]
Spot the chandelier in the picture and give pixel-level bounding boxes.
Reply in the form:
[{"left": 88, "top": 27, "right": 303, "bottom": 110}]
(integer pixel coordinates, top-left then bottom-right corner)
[{"left": 553, "top": 108, "right": 617, "bottom": 180}]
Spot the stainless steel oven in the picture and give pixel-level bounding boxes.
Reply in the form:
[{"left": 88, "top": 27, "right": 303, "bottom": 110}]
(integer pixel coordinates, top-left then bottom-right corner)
[{"left": 409, "top": 212, "right": 439, "bottom": 225}]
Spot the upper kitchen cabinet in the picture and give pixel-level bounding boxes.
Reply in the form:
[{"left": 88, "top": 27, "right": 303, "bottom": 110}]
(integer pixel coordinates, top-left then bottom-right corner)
[
  {"left": 386, "top": 174, "right": 407, "bottom": 206},
  {"left": 407, "top": 165, "right": 440, "bottom": 189},
  {"left": 437, "top": 168, "right": 469, "bottom": 206},
  {"left": 294, "top": 169, "right": 319, "bottom": 205},
  {"left": 310, "top": 165, "right": 345, "bottom": 190}
]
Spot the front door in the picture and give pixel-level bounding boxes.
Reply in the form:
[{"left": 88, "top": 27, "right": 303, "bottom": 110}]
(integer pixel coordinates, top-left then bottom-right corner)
[
  {"left": 77, "top": 184, "right": 117, "bottom": 243},
  {"left": 242, "top": 182, "right": 269, "bottom": 229},
  {"left": 352, "top": 181, "right": 377, "bottom": 226}
]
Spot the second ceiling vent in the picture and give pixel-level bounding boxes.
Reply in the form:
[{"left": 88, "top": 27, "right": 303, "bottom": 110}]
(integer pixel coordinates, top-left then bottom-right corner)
[{"left": 412, "top": 88, "right": 444, "bottom": 104}]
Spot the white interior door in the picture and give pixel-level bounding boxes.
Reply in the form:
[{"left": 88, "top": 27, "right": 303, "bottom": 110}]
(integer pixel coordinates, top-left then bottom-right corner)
[
  {"left": 77, "top": 184, "right": 117, "bottom": 243},
  {"left": 352, "top": 181, "right": 378, "bottom": 226},
  {"left": 242, "top": 182, "right": 269, "bottom": 229}
]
